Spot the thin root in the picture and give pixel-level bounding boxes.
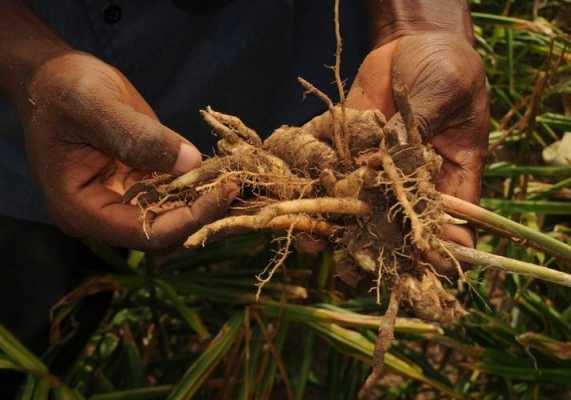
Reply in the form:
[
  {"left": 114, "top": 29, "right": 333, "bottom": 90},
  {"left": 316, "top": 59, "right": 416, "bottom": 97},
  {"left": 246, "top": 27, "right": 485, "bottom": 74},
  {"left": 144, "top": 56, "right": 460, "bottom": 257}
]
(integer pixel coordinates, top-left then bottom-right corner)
[{"left": 358, "top": 285, "right": 401, "bottom": 400}]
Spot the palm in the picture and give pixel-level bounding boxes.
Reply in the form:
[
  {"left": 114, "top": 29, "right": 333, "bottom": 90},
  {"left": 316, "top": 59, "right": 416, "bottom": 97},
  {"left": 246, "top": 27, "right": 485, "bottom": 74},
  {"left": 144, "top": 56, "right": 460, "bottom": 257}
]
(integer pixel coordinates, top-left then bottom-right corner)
[{"left": 347, "top": 33, "right": 489, "bottom": 250}]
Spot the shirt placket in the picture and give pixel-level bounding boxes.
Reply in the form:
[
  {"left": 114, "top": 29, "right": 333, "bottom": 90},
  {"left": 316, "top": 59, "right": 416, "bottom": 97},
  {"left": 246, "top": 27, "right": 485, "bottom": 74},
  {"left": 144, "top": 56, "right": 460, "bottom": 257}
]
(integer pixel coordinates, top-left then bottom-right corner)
[{"left": 82, "top": 0, "right": 123, "bottom": 67}]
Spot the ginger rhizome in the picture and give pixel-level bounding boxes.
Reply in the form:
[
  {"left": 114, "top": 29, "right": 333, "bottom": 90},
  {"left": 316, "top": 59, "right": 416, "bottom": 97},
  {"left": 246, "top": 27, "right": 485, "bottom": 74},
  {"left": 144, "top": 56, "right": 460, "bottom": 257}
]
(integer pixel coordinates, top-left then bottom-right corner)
[{"left": 127, "top": 75, "right": 466, "bottom": 322}]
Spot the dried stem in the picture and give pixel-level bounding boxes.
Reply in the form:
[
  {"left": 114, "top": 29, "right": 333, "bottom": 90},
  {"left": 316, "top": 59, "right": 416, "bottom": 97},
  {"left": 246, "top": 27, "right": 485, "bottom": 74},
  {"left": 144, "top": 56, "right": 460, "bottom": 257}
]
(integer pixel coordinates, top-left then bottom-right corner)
[
  {"left": 392, "top": 72, "right": 422, "bottom": 145},
  {"left": 333, "top": 0, "right": 345, "bottom": 105},
  {"left": 297, "top": 77, "right": 352, "bottom": 165}
]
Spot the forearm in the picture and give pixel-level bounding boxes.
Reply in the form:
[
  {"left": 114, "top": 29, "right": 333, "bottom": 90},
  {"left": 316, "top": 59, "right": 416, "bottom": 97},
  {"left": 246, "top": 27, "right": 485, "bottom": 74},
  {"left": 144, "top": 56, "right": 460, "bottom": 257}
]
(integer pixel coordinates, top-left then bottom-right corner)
[
  {"left": 0, "top": 1, "right": 70, "bottom": 109},
  {"left": 367, "top": 0, "right": 474, "bottom": 48}
]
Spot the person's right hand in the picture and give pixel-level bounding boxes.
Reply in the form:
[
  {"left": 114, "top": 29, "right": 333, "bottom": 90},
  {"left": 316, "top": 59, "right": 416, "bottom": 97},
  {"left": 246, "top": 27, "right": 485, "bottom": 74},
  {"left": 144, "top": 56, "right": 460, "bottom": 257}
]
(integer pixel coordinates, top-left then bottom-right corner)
[{"left": 20, "top": 51, "right": 237, "bottom": 250}]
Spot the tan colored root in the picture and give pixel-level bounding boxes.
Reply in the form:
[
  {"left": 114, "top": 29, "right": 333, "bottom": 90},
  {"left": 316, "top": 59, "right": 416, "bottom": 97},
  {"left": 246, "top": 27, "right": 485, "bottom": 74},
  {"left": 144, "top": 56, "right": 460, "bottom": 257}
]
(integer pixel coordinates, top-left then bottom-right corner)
[
  {"left": 378, "top": 140, "right": 429, "bottom": 251},
  {"left": 358, "top": 286, "right": 401, "bottom": 400},
  {"left": 184, "top": 197, "right": 371, "bottom": 248},
  {"left": 200, "top": 108, "right": 242, "bottom": 145},
  {"left": 297, "top": 78, "right": 352, "bottom": 166},
  {"left": 301, "top": 107, "right": 385, "bottom": 157},
  {"left": 204, "top": 106, "right": 262, "bottom": 146},
  {"left": 319, "top": 169, "right": 338, "bottom": 196},
  {"left": 166, "top": 156, "right": 233, "bottom": 191},
  {"left": 333, "top": 166, "right": 377, "bottom": 198},
  {"left": 263, "top": 125, "right": 338, "bottom": 176},
  {"left": 166, "top": 147, "right": 295, "bottom": 195},
  {"left": 400, "top": 269, "right": 466, "bottom": 323},
  {"left": 352, "top": 249, "right": 378, "bottom": 274},
  {"left": 266, "top": 215, "right": 336, "bottom": 236},
  {"left": 195, "top": 170, "right": 315, "bottom": 201}
]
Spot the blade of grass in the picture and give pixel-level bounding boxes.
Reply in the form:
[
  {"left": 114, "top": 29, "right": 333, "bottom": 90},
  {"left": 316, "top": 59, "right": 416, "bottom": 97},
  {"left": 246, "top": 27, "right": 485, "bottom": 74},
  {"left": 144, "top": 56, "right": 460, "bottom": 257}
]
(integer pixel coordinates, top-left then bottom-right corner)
[
  {"left": 485, "top": 164, "right": 571, "bottom": 179},
  {"left": 154, "top": 279, "right": 210, "bottom": 340},
  {"left": 481, "top": 198, "right": 571, "bottom": 215},
  {"left": 254, "top": 314, "right": 292, "bottom": 399},
  {"left": 89, "top": 386, "right": 173, "bottom": 400},
  {"left": 528, "top": 177, "right": 571, "bottom": 200},
  {"left": 260, "top": 303, "right": 442, "bottom": 336},
  {"left": 506, "top": 27, "right": 515, "bottom": 97},
  {"left": 294, "top": 329, "right": 315, "bottom": 400},
  {"left": 308, "top": 321, "right": 462, "bottom": 398},
  {"left": 0, "top": 353, "right": 21, "bottom": 371},
  {"left": 21, "top": 375, "right": 37, "bottom": 400},
  {"left": 120, "top": 323, "right": 146, "bottom": 389},
  {"left": 516, "top": 332, "right": 571, "bottom": 360},
  {"left": 54, "top": 386, "right": 85, "bottom": 400},
  {"left": 0, "top": 325, "right": 47, "bottom": 374},
  {"left": 32, "top": 378, "right": 51, "bottom": 400},
  {"left": 167, "top": 312, "right": 243, "bottom": 400}
]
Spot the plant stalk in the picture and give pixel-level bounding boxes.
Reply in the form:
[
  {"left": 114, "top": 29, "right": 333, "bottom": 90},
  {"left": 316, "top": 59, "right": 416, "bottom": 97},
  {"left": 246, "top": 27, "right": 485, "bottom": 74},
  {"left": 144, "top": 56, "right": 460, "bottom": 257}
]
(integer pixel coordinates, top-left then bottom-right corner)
[
  {"left": 441, "top": 194, "right": 571, "bottom": 261},
  {"left": 445, "top": 241, "right": 571, "bottom": 287}
]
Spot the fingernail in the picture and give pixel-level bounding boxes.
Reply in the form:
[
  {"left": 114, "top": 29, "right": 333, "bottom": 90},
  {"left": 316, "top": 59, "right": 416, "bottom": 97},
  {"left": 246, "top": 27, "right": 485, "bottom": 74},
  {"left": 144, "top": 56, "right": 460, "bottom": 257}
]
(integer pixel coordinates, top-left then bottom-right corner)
[{"left": 174, "top": 143, "right": 202, "bottom": 174}]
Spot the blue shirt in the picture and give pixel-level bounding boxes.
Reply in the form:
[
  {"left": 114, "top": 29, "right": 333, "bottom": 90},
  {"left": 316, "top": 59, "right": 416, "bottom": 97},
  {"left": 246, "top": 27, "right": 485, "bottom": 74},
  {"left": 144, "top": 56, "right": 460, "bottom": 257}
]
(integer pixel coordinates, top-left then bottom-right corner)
[{"left": 0, "top": 0, "right": 370, "bottom": 222}]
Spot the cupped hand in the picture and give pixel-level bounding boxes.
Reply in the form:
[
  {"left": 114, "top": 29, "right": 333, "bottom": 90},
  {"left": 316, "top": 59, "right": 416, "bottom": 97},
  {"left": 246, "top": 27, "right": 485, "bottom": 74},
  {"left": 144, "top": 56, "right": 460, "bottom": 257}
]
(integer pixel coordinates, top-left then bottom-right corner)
[
  {"left": 21, "top": 52, "right": 236, "bottom": 250},
  {"left": 347, "top": 31, "right": 489, "bottom": 252}
]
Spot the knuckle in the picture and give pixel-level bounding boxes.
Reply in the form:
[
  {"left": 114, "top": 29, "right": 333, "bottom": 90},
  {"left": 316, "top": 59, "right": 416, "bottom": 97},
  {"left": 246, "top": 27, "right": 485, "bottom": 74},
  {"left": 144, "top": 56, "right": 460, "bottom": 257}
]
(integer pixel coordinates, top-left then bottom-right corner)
[{"left": 438, "top": 46, "right": 485, "bottom": 100}]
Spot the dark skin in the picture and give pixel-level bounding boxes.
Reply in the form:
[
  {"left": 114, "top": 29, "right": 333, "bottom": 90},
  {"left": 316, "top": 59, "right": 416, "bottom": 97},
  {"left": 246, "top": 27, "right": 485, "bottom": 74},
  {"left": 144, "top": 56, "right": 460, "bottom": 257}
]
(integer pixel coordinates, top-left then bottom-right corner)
[
  {"left": 348, "top": 0, "right": 489, "bottom": 253},
  {"left": 0, "top": 0, "right": 488, "bottom": 254}
]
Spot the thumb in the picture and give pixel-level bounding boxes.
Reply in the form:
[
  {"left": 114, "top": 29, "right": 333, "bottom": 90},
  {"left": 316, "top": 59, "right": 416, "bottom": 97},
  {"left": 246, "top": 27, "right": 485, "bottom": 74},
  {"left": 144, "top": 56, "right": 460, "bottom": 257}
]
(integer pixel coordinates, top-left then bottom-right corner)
[{"left": 88, "top": 101, "right": 202, "bottom": 174}]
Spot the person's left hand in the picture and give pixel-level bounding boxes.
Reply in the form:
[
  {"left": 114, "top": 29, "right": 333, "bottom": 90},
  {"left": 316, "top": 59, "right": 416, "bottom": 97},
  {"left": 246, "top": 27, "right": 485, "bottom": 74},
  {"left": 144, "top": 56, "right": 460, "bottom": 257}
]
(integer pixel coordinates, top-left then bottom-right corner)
[{"left": 346, "top": 31, "right": 489, "bottom": 262}]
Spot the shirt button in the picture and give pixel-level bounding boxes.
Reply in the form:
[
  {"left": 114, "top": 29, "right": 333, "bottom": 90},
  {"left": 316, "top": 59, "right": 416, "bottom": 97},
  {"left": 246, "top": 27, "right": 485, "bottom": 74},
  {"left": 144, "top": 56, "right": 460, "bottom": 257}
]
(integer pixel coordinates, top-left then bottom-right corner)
[{"left": 103, "top": 3, "right": 122, "bottom": 24}]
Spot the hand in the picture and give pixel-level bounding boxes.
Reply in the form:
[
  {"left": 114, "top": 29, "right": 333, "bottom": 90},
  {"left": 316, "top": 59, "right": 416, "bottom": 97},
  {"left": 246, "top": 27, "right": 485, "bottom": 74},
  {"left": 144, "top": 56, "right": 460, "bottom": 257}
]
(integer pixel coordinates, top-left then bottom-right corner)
[
  {"left": 347, "top": 31, "right": 489, "bottom": 253},
  {"left": 20, "top": 52, "right": 236, "bottom": 250}
]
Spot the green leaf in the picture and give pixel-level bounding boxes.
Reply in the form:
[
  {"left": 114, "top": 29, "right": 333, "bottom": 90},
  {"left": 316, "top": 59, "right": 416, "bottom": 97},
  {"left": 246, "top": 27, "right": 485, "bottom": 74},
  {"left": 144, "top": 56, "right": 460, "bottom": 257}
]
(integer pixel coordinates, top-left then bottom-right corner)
[
  {"left": 54, "top": 386, "right": 85, "bottom": 400},
  {"left": 481, "top": 198, "right": 571, "bottom": 215},
  {"left": 21, "top": 375, "right": 37, "bottom": 400},
  {"left": 32, "top": 378, "right": 51, "bottom": 400},
  {"left": 485, "top": 165, "right": 571, "bottom": 179},
  {"left": 294, "top": 330, "right": 315, "bottom": 400},
  {"left": 154, "top": 279, "right": 210, "bottom": 340},
  {"left": 0, "top": 325, "right": 47, "bottom": 374},
  {"left": 120, "top": 324, "right": 147, "bottom": 389},
  {"left": 167, "top": 312, "right": 244, "bottom": 400},
  {"left": 307, "top": 321, "right": 462, "bottom": 398},
  {"left": 89, "top": 386, "right": 172, "bottom": 400}
]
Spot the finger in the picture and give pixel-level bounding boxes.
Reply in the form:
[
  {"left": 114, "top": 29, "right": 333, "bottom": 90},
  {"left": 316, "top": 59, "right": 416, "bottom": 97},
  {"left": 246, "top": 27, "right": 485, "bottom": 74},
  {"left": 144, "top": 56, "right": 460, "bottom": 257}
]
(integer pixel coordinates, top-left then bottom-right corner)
[
  {"left": 346, "top": 41, "right": 398, "bottom": 117},
  {"left": 89, "top": 101, "right": 202, "bottom": 175},
  {"left": 64, "top": 80, "right": 202, "bottom": 175},
  {"left": 51, "top": 179, "right": 238, "bottom": 251},
  {"left": 149, "top": 183, "right": 239, "bottom": 249}
]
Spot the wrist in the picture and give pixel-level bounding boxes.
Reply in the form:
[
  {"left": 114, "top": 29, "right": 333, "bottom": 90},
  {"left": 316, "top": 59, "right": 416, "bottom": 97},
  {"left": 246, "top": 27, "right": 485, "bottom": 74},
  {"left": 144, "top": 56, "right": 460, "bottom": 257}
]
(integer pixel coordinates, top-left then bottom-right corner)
[
  {"left": 367, "top": 0, "right": 474, "bottom": 48},
  {"left": 0, "top": 1, "right": 71, "bottom": 111}
]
